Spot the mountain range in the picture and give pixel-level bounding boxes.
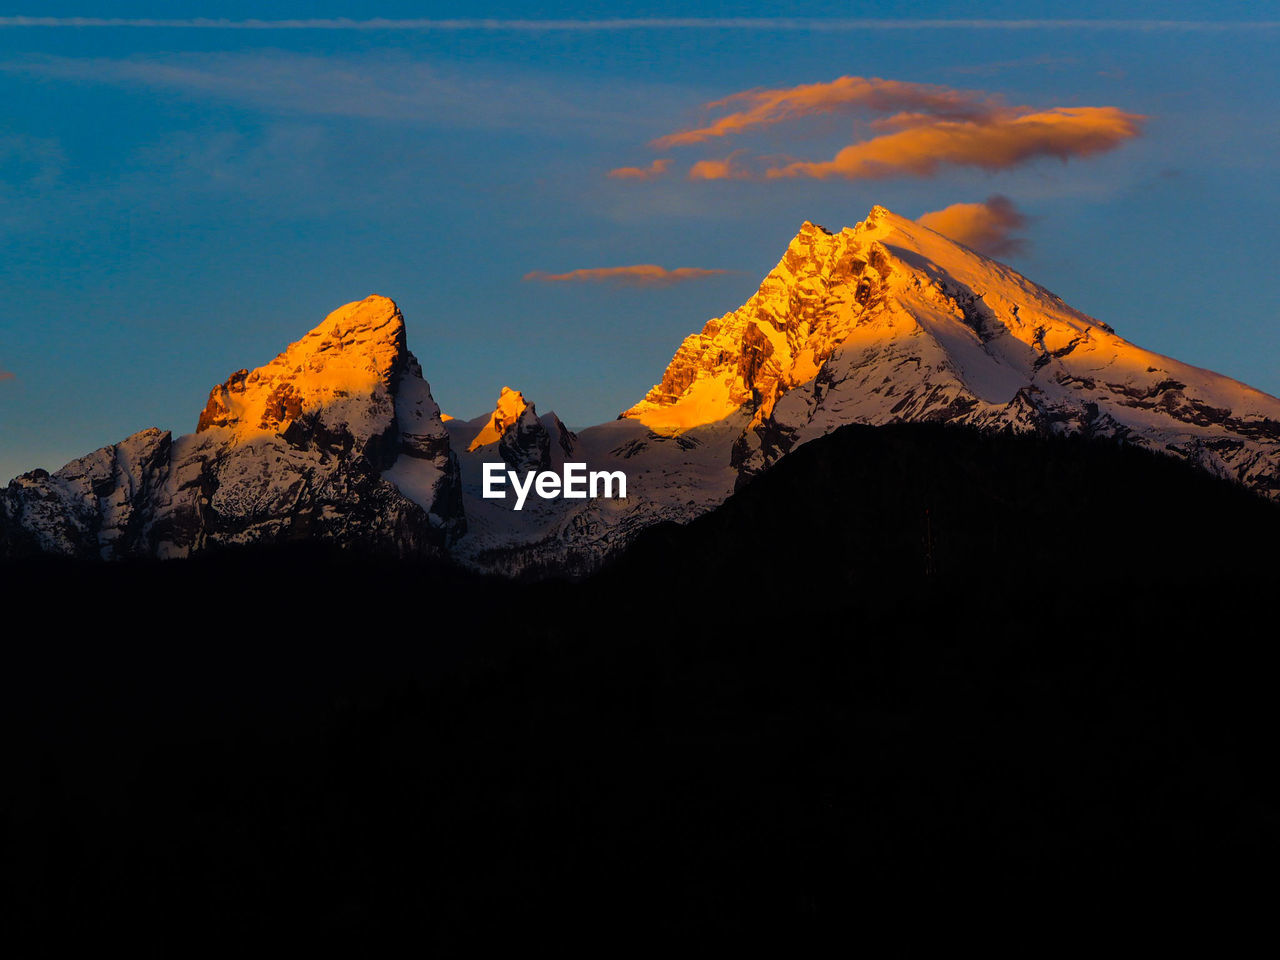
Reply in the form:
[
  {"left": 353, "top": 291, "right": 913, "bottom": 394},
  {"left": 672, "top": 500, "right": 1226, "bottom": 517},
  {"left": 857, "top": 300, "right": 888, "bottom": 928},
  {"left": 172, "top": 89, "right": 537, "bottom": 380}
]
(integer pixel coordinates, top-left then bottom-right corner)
[
  {"left": 7, "top": 206, "right": 1280, "bottom": 945},
  {"left": 5, "top": 204, "right": 1278, "bottom": 572}
]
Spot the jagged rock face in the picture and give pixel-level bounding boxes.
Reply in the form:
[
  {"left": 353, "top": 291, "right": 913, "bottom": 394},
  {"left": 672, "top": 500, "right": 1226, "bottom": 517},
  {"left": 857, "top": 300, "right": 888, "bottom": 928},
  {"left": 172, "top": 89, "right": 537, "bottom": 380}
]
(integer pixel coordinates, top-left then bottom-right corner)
[
  {"left": 498, "top": 406, "right": 553, "bottom": 473},
  {"left": 0, "top": 428, "right": 172, "bottom": 560},
  {"left": 546, "top": 412, "right": 578, "bottom": 460},
  {"left": 1, "top": 296, "right": 465, "bottom": 560},
  {"left": 497, "top": 407, "right": 580, "bottom": 474},
  {"left": 624, "top": 219, "right": 888, "bottom": 432}
]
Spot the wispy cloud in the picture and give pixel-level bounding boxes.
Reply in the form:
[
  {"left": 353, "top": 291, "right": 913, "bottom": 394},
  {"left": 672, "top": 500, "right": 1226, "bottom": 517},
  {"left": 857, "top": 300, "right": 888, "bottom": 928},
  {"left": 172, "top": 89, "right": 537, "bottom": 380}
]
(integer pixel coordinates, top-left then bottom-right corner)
[
  {"left": 524, "top": 265, "right": 728, "bottom": 286},
  {"left": 0, "top": 370, "right": 15, "bottom": 382},
  {"left": 0, "top": 18, "right": 1273, "bottom": 31},
  {"left": 916, "top": 195, "right": 1029, "bottom": 256},
  {"left": 645, "top": 75, "right": 1143, "bottom": 182},
  {"left": 688, "top": 152, "right": 754, "bottom": 181},
  {"left": 608, "top": 158, "right": 672, "bottom": 180},
  {"left": 654, "top": 77, "right": 998, "bottom": 148},
  {"left": 0, "top": 54, "right": 635, "bottom": 133},
  {"left": 768, "top": 105, "right": 1142, "bottom": 180},
  {"left": 3, "top": 54, "right": 471, "bottom": 123}
]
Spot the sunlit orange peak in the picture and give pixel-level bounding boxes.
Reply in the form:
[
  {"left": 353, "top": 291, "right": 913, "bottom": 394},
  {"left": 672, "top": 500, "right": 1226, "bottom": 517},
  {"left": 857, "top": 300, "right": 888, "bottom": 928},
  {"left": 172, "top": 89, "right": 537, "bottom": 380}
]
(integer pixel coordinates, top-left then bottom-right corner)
[
  {"left": 196, "top": 294, "right": 406, "bottom": 442},
  {"left": 468, "top": 386, "right": 529, "bottom": 451}
]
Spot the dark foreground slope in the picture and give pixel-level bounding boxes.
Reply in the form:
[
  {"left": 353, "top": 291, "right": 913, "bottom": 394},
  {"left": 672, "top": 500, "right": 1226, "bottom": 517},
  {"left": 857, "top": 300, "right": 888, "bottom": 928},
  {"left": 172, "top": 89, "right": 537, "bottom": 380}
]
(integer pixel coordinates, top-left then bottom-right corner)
[{"left": 4, "top": 425, "right": 1279, "bottom": 950}]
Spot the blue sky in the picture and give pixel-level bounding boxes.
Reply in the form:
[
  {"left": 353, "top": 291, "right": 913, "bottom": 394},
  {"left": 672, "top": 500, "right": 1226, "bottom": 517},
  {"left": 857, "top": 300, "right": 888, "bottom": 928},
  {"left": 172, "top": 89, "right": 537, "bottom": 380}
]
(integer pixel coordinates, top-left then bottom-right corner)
[{"left": 1, "top": 2, "right": 1278, "bottom": 481}]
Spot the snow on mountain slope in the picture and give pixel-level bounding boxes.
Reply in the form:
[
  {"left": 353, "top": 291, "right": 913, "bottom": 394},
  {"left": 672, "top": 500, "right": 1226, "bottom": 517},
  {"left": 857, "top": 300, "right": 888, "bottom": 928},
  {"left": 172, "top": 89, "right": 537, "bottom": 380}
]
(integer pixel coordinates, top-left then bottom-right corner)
[{"left": 1, "top": 296, "right": 464, "bottom": 560}]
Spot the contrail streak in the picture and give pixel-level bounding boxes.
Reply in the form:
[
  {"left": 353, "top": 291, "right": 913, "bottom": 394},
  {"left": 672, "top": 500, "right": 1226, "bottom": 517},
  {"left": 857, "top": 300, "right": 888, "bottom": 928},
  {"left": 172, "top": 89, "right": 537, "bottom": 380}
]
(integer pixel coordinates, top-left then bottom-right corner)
[{"left": 0, "top": 17, "right": 1274, "bottom": 32}]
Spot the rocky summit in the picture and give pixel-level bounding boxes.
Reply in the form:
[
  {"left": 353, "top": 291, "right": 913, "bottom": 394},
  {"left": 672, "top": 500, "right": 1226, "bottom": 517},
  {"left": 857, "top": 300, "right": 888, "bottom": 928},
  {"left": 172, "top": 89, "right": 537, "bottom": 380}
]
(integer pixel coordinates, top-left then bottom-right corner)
[
  {"left": 1, "top": 296, "right": 463, "bottom": 560},
  {"left": 5, "top": 207, "right": 1280, "bottom": 571}
]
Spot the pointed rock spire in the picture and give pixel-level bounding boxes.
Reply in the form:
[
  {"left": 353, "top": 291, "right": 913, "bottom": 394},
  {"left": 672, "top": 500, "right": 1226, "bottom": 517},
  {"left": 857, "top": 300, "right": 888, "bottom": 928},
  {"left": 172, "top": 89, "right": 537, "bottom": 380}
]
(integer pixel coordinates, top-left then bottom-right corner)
[{"left": 467, "top": 386, "right": 529, "bottom": 451}]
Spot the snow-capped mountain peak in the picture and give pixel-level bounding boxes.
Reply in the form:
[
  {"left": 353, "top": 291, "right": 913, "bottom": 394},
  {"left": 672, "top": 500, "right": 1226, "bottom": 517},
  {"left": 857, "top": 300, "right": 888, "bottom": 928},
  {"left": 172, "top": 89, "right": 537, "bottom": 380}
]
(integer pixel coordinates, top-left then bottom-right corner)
[{"left": 623, "top": 206, "right": 1280, "bottom": 496}]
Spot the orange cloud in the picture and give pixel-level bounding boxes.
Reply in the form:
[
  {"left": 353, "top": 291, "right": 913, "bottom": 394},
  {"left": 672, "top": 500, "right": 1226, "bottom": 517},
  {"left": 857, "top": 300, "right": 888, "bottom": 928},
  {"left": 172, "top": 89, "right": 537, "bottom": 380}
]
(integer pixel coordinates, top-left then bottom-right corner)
[
  {"left": 0, "top": 370, "right": 14, "bottom": 382},
  {"left": 688, "top": 151, "right": 754, "bottom": 180},
  {"left": 523, "top": 265, "right": 728, "bottom": 287},
  {"left": 642, "top": 74, "right": 1143, "bottom": 183},
  {"left": 654, "top": 76, "right": 998, "bottom": 149},
  {"left": 916, "top": 195, "right": 1029, "bottom": 257},
  {"left": 765, "top": 106, "right": 1142, "bottom": 180},
  {"left": 608, "top": 157, "right": 672, "bottom": 180}
]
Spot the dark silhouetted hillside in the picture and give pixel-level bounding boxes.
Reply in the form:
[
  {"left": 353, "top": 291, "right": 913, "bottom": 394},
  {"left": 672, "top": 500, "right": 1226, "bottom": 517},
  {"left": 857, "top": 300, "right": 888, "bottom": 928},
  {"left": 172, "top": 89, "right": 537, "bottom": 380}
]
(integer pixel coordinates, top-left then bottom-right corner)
[{"left": 4, "top": 424, "right": 1279, "bottom": 950}]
